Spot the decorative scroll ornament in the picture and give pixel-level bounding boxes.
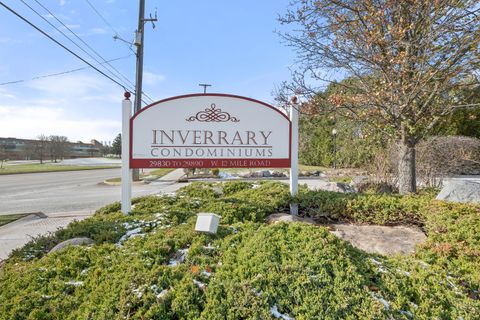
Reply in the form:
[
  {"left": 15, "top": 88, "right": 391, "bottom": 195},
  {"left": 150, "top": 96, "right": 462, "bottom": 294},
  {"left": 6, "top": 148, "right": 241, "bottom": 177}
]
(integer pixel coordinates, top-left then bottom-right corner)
[{"left": 186, "top": 104, "right": 240, "bottom": 122}]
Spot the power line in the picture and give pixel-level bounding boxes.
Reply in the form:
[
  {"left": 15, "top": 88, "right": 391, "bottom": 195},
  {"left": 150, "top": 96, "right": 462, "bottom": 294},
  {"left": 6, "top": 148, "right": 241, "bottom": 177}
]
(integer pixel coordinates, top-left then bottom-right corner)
[
  {"left": 22, "top": 0, "right": 137, "bottom": 95},
  {"left": 32, "top": 0, "right": 138, "bottom": 93},
  {"left": 84, "top": 0, "right": 137, "bottom": 56},
  {"left": 0, "top": 1, "right": 151, "bottom": 104},
  {"left": 0, "top": 54, "right": 133, "bottom": 86},
  {"left": 84, "top": 0, "right": 121, "bottom": 38},
  {"left": 83, "top": 0, "right": 155, "bottom": 104}
]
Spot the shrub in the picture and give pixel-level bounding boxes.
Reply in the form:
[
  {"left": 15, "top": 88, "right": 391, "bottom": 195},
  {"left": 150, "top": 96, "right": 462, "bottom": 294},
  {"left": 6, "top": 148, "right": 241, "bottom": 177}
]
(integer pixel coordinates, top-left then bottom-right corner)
[
  {"left": 1, "top": 182, "right": 479, "bottom": 319},
  {"left": 211, "top": 168, "right": 220, "bottom": 177},
  {"left": 297, "top": 189, "right": 433, "bottom": 225}
]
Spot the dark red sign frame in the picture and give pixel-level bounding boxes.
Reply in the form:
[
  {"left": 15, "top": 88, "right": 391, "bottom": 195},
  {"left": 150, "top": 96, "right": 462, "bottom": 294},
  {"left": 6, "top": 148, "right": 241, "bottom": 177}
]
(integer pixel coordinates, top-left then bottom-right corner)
[{"left": 130, "top": 93, "right": 292, "bottom": 168}]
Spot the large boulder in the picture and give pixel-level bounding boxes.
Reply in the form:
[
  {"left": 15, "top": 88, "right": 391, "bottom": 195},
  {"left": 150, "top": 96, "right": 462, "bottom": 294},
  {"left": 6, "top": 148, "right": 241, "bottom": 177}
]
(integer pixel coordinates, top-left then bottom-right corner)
[
  {"left": 436, "top": 180, "right": 480, "bottom": 204},
  {"left": 49, "top": 237, "right": 94, "bottom": 254},
  {"left": 331, "top": 224, "right": 426, "bottom": 255},
  {"left": 313, "top": 181, "right": 355, "bottom": 193}
]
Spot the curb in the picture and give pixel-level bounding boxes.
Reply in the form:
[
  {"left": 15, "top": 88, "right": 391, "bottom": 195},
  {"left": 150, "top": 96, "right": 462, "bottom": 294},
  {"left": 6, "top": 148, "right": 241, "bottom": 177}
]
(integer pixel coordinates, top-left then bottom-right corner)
[
  {"left": 0, "top": 166, "right": 120, "bottom": 176},
  {"left": 101, "top": 180, "right": 146, "bottom": 186}
]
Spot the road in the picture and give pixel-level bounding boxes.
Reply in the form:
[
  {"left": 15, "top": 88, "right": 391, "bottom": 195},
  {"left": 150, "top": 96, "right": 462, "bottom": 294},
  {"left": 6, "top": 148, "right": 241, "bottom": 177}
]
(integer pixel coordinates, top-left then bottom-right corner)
[
  {"left": 0, "top": 168, "right": 182, "bottom": 215},
  {"left": 0, "top": 168, "right": 187, "bottom": 260}
]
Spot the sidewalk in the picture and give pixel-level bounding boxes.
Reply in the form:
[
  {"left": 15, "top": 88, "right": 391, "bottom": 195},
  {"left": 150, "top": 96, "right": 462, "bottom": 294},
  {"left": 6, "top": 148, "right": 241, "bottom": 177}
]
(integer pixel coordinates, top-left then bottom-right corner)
[
  {"left": 0, "top": 211, "right": 93, "bottom": 260},
  {"left": 157, "top": 168, "right": 186, "bottom": 181}
]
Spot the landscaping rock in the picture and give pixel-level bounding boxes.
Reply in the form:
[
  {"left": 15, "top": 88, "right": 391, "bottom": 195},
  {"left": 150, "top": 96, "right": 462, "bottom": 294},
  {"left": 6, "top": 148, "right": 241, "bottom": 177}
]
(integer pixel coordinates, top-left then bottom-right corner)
[
  {"left": 330, "top": 224, "right": 426, "bottom": 255},
  {"left": 266, "top": 214, "right": 426, "bottom": 255},
  {"left": 351, "top": 175, "right": 369, "bottom": 187},
  {"left": 266, "top": 213, "right": 316, "bottom": 224},
  {"left": 241, "top": 170, "right": 275, "bottom": 178},
  {"left": 49, "top": 237, "right": 94, "bottom": 254},
  {"left": 313, "top": 181, "right": 355, "bottom": 193},
  {"left": 257, "top": 170, "right": 272, "bottom": 177},
  {"left": 270, "top": 170, "right": 287, "bottom": 178},
  {"left": 299, "top": 170, "right": 311, "bottom": 177},
  {"left": 436, "top": 180, "right": 480, "bottom": 204},
  {"left": 238, "top": 171, "right": 252, "bottom": 178}
]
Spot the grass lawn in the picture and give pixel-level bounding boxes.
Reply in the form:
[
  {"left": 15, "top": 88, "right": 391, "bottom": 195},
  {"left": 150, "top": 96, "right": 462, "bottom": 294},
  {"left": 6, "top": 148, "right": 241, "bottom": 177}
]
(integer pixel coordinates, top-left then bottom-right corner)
[
  {"left": 0, "top": 163, "right": 119, "bottom": 175},
  {"left": 0, "top": 213, "right": 29, "bottom": 227}
]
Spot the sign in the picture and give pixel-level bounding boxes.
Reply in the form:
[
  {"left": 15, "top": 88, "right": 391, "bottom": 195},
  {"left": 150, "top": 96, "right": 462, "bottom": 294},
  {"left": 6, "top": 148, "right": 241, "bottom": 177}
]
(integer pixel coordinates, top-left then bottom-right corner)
[
  {"left": 121, "top": 92, "right": 299, "bottom": 215},
  {"left": 130, "top": 93, "right": 291, "bottom": 168}
]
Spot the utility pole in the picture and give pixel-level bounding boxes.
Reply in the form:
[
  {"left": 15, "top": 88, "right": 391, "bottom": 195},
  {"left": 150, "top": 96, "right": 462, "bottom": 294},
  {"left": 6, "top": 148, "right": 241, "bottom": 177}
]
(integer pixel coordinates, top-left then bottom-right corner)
[
  {"left": 133, "top": 0, "right": 156, "bottom": 181},
  {"left": 199, "top": 83, "right": 212, "bottom": 94}
]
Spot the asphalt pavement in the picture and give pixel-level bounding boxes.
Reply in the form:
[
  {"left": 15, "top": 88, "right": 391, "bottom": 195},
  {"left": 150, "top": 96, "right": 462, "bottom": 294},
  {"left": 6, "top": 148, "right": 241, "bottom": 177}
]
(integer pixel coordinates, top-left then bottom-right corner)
[
  {"left": 0, "top": 168, "right": 186, "bottom": 260},
  {"left": 0, "top": 168, "right": 182, "bottom": 215}
]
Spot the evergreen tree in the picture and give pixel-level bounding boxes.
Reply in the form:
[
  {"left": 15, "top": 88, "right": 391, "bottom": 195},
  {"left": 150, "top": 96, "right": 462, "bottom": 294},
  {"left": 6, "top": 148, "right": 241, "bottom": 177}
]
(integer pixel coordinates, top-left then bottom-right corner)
[{"left": 111, "top": 134, "right": 122, "bottom": 156}]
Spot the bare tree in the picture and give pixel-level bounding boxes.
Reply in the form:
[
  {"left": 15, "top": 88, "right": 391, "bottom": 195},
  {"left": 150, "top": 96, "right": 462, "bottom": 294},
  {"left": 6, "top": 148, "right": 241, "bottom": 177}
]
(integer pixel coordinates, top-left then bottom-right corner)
[
  {"left": 279, "top": 0, "right": 480, "bottom": 193},
  {"left": 0, "top": 140, "right": 8, "bottom": 169},
  {"left": 48, "top": 135, "right": 69, "bottom": 162},
  {"left": 34, "top": 134, "right": 49, "bottom": 164}
]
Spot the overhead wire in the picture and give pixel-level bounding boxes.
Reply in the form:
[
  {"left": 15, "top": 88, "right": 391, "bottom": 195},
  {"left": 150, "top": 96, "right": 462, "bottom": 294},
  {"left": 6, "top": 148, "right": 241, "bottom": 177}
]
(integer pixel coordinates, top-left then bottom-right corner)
[
  {"left": 31, "top": 0, "right": 139, "bottom": 95},
  {"left": 0, "top": 1, "right": 147, "bottom": 102},
  {"left": 0, "top": 1, "right": 153, "bottom": 105},
  {"left": 82, "top": 0, "right": 156, "bottom": 104},
  {"left": 84, "top": 0, "right": 136, "bottom": 56},
  {"left": 0, "top": 54, "right": 134, "bottom": 86},
  {"left": 21, "top": 0, "right": 137, "bottom": 95}
]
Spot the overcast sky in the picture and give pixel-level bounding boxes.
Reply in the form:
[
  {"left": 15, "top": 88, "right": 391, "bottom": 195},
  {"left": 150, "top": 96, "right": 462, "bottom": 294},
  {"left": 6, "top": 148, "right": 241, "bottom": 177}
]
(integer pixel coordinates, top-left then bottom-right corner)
[{"left": 0, "top": 0, "right": 296, "bottom": 143}]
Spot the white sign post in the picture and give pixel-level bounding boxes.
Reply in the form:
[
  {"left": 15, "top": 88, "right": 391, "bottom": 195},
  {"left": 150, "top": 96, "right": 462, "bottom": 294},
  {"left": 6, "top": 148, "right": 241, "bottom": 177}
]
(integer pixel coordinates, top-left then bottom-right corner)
[
  {"left": 289, "top": 97, "right": 299, "bottom": 215},
  {"left": 121, "top": 93, "right": 132, "bottom": 214}
]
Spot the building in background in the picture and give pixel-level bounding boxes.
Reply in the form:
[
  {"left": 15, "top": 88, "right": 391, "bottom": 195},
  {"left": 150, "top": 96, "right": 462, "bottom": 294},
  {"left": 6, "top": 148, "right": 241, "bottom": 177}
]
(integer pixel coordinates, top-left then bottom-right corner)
[{"left": 0, "top": 137, "right": 102, "bottom": 160}]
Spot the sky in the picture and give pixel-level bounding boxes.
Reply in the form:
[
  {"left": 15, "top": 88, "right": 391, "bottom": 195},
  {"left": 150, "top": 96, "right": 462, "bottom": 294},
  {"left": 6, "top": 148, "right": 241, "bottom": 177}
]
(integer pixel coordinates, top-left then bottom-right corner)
[{"left": 0, "top": 0, "right": 297, "bottom": 144}]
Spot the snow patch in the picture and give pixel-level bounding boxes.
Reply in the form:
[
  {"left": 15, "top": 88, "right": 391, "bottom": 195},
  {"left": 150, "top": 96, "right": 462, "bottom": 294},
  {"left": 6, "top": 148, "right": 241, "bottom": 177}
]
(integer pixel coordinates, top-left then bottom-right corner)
[
  {"left": 400, "top": 310, "right": 414, "bottom": 318},
  {"left": 203, "top": 243, "right": 216, "bottom": 250},
  {"left": 150, "top": 284, "right": 169, "bottom": 299},
  {"left": 118, "top": 227, "right": 143, "bottom": 243},
  {"left": 168, "top": 248, "right": 188, "bottom": 266},
  {"left": 270, "top": 305, "right": 295, "bottom": 320},
  {"left": 370, "top": 293, "right": 390, "bottom": 310},
  {"left": 65, "top": 281, "right": 84, "bottom": 287},
  {"left": 369, "top": 258, "right": 388, "bottom": 273},
  {"left": 218, "top": 171, "right": 239, "bottom": 179},
  {"left": 132, "top": 287, "right": 144, "bottom": 299},
  {"left": 193, "top": 279, "right": 206, "bottom": 290}
]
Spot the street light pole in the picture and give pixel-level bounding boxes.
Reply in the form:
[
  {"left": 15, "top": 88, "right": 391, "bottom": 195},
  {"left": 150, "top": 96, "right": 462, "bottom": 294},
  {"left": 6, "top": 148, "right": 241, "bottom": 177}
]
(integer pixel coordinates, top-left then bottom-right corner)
[
  {"left": 332, "top": 128, "right": 337, "bottom": 169},
  {"left": 199, "top": 83, "right": 211, "bottom": 94}
]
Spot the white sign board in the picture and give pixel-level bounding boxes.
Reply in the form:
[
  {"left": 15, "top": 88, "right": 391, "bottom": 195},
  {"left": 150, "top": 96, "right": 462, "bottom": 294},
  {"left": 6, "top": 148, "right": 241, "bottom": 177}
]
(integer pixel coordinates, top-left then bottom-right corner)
[{"left": 130, "top": 94, "right": 291, "bottom": 168}]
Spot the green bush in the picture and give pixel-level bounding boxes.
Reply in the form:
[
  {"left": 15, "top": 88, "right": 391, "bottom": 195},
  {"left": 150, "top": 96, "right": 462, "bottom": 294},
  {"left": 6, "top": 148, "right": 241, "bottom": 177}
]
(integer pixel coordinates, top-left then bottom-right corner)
[
  {"left": 296, "top": 189, "right": 433, "bottom": 225},
  {"left": 1, "top": 181, "right": 479, "bottom": 319},
  {"left": 416, "top": 201, "right": 480, "bottom": 297}
]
